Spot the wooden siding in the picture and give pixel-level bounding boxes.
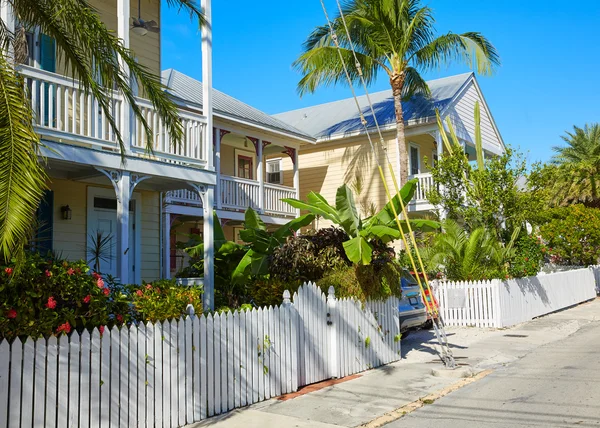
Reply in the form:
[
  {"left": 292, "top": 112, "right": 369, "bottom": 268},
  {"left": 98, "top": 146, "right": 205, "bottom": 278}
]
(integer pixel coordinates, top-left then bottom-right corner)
[
  {"left": 49, "top": 179, "right": 160, "bottom": 281},
  {"left": 445, "top": 81, "right": 502, "bottom": 152}
]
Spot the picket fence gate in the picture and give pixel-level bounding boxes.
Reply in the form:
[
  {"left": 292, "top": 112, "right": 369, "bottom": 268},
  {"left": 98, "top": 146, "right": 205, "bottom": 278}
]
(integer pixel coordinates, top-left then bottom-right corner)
[
  {"left": 0, "top": 282, "right": 401, "bottom": 428},
  {"left": 434, "top": 268, "right": 597, "bottom": 328}
]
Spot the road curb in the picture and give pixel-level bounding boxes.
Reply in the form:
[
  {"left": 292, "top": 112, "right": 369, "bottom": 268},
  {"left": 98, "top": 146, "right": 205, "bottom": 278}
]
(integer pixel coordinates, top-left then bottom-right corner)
[{"left": 359, "top": 369, "right": 493, "bottom": 428}]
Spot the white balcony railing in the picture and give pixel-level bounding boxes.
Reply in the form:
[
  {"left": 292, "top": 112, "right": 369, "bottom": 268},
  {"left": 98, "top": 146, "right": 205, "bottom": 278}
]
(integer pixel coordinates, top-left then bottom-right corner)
[
  {"left": 19, "top": 65, "right": 208, "bottom": 168},
  {"left": 21, "top": 65, "right": 123, "bottom": 149},
  {"left": 165, "top": 175, "right": 298, "bottom": 217},
  {"left": 410, "top": 172, "right": 434, "bottom": 202},
  {"left": 264, "top": 183, "right": 296, "bottom": 215}
]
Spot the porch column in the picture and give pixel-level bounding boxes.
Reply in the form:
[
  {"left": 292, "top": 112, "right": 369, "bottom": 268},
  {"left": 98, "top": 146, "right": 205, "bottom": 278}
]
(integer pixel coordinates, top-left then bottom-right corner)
[
  {"left": 115, "top": 171, "right": 131, "bottom": 283},
  {"left": 201, "top": 0, "right": 214, "bottom": 170},
  {"left": 202, "top": 186, "right": 215, "bottom": 311},
  {"left": 0, "top": 2, "right": 14, "bottom": 58},
  {"left": 214, "top": 128, "right": 222, "bottom": 209},
  {"left": 163, "top": 212, "right": 171, "bottom": 279},
  {"left": 257, "top": 139, "right": 264, "bottom": 212},
  {"left": 293, "top": 148, "right": 300, "bottom": 218},
  {"left": 117, "top": 0, "right": 132, "bottom": 154},
  {"left": 434, "top": 132, "right": 447, "bottom": 221}
]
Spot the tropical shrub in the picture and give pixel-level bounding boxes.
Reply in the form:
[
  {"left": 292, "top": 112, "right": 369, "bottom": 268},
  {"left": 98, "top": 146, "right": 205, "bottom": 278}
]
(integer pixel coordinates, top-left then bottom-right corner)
[
  {"left": 283, "top": 180, "right": 439, "bottom": 264},
  {"left": 130, "top": 279, "right": 203, "bottom": 323},
  {"left": 538, "top": 204, "right": 600, "bottom": 266},
  {"left": 0, "top": 253, "right": 130, "bottom": 341},
  {"left": 507, "top": 234, "right": 544, "bottom": 278},
  {"left": 319, "top": 262, "right": 403, "bottom": 301}
]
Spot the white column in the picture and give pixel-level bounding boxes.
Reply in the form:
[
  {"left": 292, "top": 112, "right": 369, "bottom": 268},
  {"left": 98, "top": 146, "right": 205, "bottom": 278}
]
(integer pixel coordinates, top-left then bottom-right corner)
[
  {"left": 0, "top": 2, "right": 14, "bottom": 59},
  {"left": 201, "top": 0, "right": 214, "bottom": 170},
  {"left": 163, "top": 212, "right": 171, "bottom": 279},
  {"left": 202, "top": 186, "right": 215, "bottom": 311},
  {"left": 116, "top": 171, "right": 131, "bottom": 283},
  {"left": 117, "top": 0, "right": 132, "bottom": 154},
  {"left": 293, "top": 148, "right": 300, "bottom": 217},
  {"left": 434, "top": 132, "right": 447, "bottom": 221},
  {"left": 215, "top": 128, "right": 222, "bottom": 209},
  {"left": 257, "top": 139, "right": 264, "bottom": 212}
]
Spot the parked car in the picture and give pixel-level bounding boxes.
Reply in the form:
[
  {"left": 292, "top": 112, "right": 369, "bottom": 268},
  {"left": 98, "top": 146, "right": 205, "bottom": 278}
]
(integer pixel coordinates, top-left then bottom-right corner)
[
  {"left": 409, "top": 270, "right": 439, "bottom": 330},
  {"left": 398, "top": 270, "right": 427, "bottom": 336}
]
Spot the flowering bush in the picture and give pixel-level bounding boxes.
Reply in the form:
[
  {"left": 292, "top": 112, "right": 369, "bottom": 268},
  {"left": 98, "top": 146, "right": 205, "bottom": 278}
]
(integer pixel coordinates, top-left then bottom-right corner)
[
  {"left": 539, "top": 204, "right": 600, "bottom": 266},
  {"left": 508, "top": 234, "right": 544, "bottom": 278},
  {"left": 130, "top": 279, "right": 203, "bottom": 323},
  {"left": 0, "top": 253, "right": 130, "bottom": 341}
]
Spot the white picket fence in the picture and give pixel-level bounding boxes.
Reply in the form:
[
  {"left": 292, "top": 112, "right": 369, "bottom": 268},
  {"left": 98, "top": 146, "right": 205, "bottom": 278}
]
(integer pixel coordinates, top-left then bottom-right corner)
[
  {"left": 435, "top": 268, "right": 597, "bottom": 328},
  {"left": 0, "top": 282, "right": 401, "bottom": 428}
]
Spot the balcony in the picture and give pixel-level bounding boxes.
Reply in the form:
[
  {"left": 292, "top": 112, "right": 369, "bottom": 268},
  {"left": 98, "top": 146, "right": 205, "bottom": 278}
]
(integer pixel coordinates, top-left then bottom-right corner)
[
  {"left": 409, "top": 172, "right": 435, "bottom": 212},
  {"left": 166, "top": 175, "right": 298, "bottom": 217},
  {"left": 20, "top": 65, "right": 208, "bottom": 168}
]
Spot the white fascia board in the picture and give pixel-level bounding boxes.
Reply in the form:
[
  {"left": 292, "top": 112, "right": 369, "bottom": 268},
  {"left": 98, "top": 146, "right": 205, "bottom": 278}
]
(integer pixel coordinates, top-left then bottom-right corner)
[{"left": 40, "top": 140, "right": 217, "bottom": 185}]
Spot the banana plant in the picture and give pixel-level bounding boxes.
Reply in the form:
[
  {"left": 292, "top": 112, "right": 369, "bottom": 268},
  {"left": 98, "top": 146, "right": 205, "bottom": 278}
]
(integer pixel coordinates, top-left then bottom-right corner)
[
  {"left": 231, "top": 208, "right": 315, "bottom": 284},
  {"left": 283, "top": 179, "right": 440, "bottom": 265}
]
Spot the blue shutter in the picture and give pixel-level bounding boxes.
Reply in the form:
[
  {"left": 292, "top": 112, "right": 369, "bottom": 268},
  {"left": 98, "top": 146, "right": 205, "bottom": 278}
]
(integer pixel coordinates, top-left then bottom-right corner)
[
  {"left": 40, "top": 34, "right": 56, "bottom": 73},
  {"left": 35, "top": 190, "right": 54, "bottom": 255}
]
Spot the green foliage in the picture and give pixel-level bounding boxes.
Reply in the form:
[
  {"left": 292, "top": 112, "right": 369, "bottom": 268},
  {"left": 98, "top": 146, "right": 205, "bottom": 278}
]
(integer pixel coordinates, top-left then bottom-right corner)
[
  {"left": 538, "top": 205, "right": 600, "bottom": 266},
  {"left": 284, "top": 180, "right": 439, "bottom": 264},
  {"left": 507, "top": 234, "right": 544, "bottom": 278},
  {"left": 0, "top": 253, "right": 130, "bottom": 340},
  {"left": 422, "top": 220, "right": 516, "bottom": 281},
  {"left": 130, "top": 280, "right": 203, "bottom": 323}
]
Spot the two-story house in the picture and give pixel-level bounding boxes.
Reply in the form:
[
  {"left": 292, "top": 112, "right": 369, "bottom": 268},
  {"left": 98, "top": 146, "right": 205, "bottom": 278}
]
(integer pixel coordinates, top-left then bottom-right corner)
[
  {"left": 274, "top": 73, "right": 505, "bottom": 226},
  {"left": 6, "top": 0, "right": 313, "bottom": 309}
]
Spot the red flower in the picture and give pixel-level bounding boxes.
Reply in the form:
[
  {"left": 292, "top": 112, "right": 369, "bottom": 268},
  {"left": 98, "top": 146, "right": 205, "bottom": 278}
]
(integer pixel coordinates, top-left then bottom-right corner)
[
  {"left": 97, "top": 278, "right": 105, "bottom": 289},
  {"left": 136, "top": 289, "right": 143, "bottom": 297},
  {"left": 4, "top": 267, "right": 12, "bottom": 276},
  {"left": 83, "top": 295, "right": 91, "bottom": 304},
  {"left": 6, "top": 309, "right": 17, "bottom": 319},
  {"left": 67, "top": 268, "right": 75, "bottom": 276},
  {"left": 145, "top": 284, "right": 152, "bottom": 290},
  {"left": 116, "top": 314, "right": 124, "bottom": 323},
  {"left": 56, "top": 322, "right": 71, "bottom": 334},
  {"left": 99, "top": 325, "right": 105, "bottom": 335},
  {"left": 45, "top": 270, "right": 52, "bottom": 277},
  {"left": 92, "top": 272, "right": 101, "bottom": 280},
  {"left": 46, "top": 296, "right": 57, "bottom": 309},
  {"left": 103, "top": 287, "right": 110, "bottom": 296}
]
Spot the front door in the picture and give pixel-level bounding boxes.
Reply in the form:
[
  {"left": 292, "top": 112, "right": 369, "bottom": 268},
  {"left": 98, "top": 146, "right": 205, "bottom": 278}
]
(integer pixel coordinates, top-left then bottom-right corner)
[{"left": 87, "top": 187, "right": 138, "bottom": 283}]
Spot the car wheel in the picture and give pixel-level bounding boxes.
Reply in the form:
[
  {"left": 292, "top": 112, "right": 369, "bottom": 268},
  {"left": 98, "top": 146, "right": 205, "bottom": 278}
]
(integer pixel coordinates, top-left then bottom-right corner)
[{"left": 422, "top": 319, "right": 433, "bottom": 330}]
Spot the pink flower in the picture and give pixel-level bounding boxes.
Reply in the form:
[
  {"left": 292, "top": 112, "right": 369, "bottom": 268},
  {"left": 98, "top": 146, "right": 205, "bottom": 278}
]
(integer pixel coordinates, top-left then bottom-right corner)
[
  {"left": 97, "top": 278, "right": 105, "bottom": 288},
  {"left": 116, "top": 314, "right": 124, "bottom": 323},
  {"left": 145, "top": 284, "right": 152, "bottom": 290},
  {"left": 6, "top": 309, "right": 17, "bottom": 319},
  {"left": 83, "top": 295, "right": 91, "bottom": 304},
  {"left": 136, "top": 289, "right": 143, "bottom": 297},
  {"left": 67, "top": 268, "right": 75, "bottom": 276},
  {"left": 92, "top": 272, "right": 101, "bottom": 280},
  {"left": 4, "top": 267, "right": 12, "bottom": 276},
  {"left": 45, "top": 270, "right": 52, "bottom": 277},
  {"left": 46, "top": 296, "right": 57, "bottom": 309},
  {"left": 99, "top": 325, "right": 105, "bottom": 335},
  {"left": 103, "top": 287, "right": 110, "bottom": 296},
  {"left": 56, "top": 322, "right": 71, "bottom": 334}
]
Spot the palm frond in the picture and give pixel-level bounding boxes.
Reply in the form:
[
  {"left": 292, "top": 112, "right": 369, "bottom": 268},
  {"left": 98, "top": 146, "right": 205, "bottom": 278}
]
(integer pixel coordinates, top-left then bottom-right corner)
[{"left": 0, "top": 54, "right": 48, "bottom": 260}]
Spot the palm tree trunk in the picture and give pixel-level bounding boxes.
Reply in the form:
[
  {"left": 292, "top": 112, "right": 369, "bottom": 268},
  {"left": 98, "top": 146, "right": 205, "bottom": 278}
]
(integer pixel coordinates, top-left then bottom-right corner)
[{"left": 390, "top": 72, "right": 408, "bottom": 186}]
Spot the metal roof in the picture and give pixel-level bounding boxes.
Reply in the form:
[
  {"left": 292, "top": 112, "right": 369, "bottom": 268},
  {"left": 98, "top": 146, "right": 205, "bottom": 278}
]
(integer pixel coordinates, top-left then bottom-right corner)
[
  {"left": 162, "top": 69, "right": 315, "bottom": 142},
  {"left": 273, "top": 73, "right": 473, "bottom": 140}
]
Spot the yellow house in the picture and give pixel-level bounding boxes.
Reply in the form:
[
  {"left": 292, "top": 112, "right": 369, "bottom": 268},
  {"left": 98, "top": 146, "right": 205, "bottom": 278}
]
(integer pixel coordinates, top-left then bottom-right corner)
[{"left": 274, "top": 73, "right": 505, "bottom": 227}]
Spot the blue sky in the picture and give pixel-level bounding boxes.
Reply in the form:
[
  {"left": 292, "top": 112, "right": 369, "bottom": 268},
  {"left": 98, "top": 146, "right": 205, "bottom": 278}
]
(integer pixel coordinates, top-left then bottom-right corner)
[{"left": 161, "top": 0, "right": 600, "bottom": 164}]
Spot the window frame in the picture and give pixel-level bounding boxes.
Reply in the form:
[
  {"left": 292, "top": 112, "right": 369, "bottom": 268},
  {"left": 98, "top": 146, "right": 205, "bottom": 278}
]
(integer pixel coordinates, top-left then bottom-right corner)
[
  {"left": 408, "top": 143, "right": 421, "bottom": 176},
  {"left": 266, "top": 157, "right": 283, "bottom": 185}
]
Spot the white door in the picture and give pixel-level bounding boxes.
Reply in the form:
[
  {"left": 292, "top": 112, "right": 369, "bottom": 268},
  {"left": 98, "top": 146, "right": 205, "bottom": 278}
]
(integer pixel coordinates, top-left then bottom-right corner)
[{"left": 87, "top": 187, "right": 138, "bottom": 283}]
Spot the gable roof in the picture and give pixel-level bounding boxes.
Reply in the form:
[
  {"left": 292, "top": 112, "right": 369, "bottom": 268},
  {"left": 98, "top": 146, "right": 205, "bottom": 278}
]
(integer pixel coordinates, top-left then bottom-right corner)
[
  {"left": 273, "top": 73, "right": 473, "bottom": 140},
  {"left": 162, "top": 69, "right": 315, "bottom": 143}
]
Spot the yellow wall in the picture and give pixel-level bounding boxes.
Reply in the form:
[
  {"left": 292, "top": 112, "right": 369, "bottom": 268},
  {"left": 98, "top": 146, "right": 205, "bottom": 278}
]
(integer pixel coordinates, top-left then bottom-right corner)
[
  {"left": 50, "top": 178, "right": 161, "bottom": 282},
  {"left": 57, "top": 0, "right": 161, "bottom": 78}
]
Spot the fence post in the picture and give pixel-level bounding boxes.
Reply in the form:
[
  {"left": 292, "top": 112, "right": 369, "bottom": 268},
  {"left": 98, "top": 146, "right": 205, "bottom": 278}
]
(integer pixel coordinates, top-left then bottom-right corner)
[
  {"left": 327, "top": 286, "right": 338, "bottom": 379},
  {"left": 491, "top": 279, "right": 503, "bottom": 328},
  {"left": 283, "top": 290, "right": 299, "bottom": 392}
]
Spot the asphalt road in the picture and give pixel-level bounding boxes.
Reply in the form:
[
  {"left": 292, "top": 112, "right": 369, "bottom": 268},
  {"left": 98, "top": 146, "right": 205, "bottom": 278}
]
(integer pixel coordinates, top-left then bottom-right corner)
[{"left": 387, "top": 319, "right": 600, "bottom": 428}]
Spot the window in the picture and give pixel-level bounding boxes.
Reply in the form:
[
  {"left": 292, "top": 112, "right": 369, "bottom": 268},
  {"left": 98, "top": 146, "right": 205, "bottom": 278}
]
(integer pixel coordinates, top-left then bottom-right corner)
[
  {"left": 409, "top": 145, "right": 420, "bottom": 175},
  {"left": 237, "top": 155, "right": 253, "bottom": 180},
  {"left": 266, "top": 158, "right": 283, "bottom": 184}
]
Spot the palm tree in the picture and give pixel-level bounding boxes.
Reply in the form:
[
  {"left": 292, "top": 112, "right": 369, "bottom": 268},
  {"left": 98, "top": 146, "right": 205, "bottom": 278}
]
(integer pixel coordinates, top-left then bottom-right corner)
[
  {"left": 549, "top": 124, "right": 600, "bottom": 207},
  {"left": 0, "top": 0, "right": 203, "bottom": 261},
  {"left": 294, "top": 0, "right": 499, "bottom": 184}
]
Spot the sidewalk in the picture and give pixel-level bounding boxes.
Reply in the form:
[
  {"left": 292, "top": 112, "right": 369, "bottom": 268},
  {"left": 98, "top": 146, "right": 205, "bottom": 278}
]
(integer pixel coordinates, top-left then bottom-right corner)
[{"left": 187, "top": 298, "right": 599, "bottom": 428}]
